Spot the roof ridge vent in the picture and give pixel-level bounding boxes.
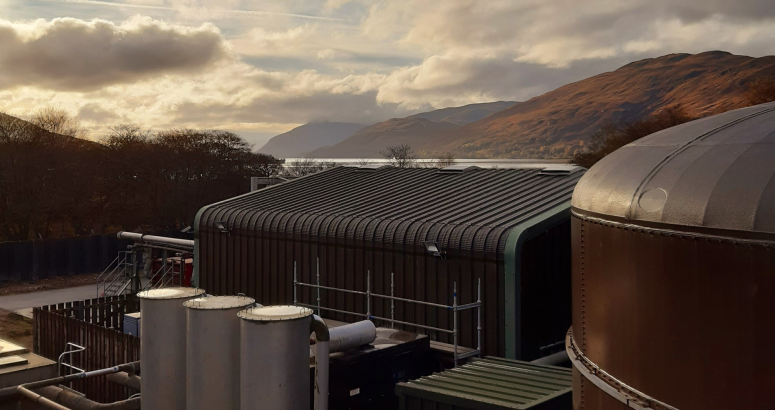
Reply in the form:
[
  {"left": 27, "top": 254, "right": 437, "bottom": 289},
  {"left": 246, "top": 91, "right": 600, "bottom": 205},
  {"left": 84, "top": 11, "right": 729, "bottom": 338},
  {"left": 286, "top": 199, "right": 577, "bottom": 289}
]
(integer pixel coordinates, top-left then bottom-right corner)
[
  {"left": 438, "top": 165, "right": 480, "bottom": 174},
  {"left": 539, "top": 165, "right": 584, "bottom": 176},
  {"left": 356, "top": 164, "right": 391, "bottom": 172}
]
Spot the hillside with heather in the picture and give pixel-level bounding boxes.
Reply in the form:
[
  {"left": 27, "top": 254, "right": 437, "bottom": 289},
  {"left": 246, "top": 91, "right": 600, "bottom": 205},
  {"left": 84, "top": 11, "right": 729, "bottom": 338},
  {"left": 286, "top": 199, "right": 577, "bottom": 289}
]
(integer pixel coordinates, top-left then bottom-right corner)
[{"left": 314, "top": 51, "right": 775, "bottom": 158}]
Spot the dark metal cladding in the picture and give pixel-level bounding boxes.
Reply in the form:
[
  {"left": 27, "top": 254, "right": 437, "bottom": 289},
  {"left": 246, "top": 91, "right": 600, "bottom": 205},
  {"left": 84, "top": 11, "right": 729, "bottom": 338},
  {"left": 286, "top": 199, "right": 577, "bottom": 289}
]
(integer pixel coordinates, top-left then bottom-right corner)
[
  {"left": 570, "top": 103, "right": 775, "bottom": 410},
  {"left": 197, "top": 166, "right": 583, "bottom": 357}
]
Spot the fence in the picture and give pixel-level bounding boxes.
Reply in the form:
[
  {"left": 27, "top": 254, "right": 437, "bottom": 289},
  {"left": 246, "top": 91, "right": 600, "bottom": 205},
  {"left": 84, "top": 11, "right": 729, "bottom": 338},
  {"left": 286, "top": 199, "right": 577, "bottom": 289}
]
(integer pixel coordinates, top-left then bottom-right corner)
[
  {"left": 33, "top": 295, "right": 140, "bottom": 403},
  {"left": 293, "top": 260, "right": 482, "bottom": 366},
  {"left": 0, "top": 229, "right": 188, "bottom": 282}
]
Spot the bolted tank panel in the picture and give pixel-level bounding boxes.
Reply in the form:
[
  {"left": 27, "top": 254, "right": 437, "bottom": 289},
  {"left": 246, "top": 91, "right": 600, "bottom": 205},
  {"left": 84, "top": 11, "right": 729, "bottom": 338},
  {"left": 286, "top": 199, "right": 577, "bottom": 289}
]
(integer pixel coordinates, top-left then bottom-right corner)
[
  {"left": 138, "top": 287, "right": 205, "bottom": 410},
  {"left": 568, "top": 103, "right": 775, "bottom": 410},
  {"left": 239, "top": 306, "right": 314, "bottom": 410},
  {"left": 185, "top": 295, "right": 256, "bottom": 410}
]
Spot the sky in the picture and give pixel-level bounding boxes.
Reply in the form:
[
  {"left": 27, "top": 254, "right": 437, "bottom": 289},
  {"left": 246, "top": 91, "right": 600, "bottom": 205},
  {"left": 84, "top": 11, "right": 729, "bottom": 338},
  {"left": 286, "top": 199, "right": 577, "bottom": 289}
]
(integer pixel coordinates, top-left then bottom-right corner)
[{"left": 1, "top": 0, "right": 775, "bottom": 148}]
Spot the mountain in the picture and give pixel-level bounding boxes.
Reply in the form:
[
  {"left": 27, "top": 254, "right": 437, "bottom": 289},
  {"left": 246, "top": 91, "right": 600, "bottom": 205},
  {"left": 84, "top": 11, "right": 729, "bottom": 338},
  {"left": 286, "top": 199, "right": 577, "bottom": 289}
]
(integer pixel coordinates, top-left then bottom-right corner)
[
  {"left": 309, "top": 101, "right": 517, "bottom": 158},
  {"left": 257, "top": 122, "right": 364, "bottom": 158},
  {"left": 443, "top": 51, "right": 775, "bottom": 158},
  {"left": 310, "top": 117, "right": 459, "bottom": 158},
  {"left": 315, "top": 51, "right": 775, "bottom": 159},
  {"left": 409, "top": 101, "right": 517, "bottom": 125}
]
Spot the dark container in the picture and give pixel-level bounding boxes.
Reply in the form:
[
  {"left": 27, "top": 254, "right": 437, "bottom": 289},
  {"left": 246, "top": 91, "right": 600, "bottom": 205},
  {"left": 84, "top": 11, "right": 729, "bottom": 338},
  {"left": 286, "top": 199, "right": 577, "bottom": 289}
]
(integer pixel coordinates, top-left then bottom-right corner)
[
  {"left": 568, "top": 102, "right": 775, "bottom": 409},
  {"left": 194, "top": 166, "right": 584, "bottom": 359}
]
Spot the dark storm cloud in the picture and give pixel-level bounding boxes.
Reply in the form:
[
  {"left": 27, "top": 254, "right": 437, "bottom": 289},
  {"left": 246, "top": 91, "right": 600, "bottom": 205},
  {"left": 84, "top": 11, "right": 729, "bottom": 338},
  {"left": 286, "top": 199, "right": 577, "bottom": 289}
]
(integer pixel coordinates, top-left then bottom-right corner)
[{"left": 0, "top": 17, "right": 229, "bottom": 91}]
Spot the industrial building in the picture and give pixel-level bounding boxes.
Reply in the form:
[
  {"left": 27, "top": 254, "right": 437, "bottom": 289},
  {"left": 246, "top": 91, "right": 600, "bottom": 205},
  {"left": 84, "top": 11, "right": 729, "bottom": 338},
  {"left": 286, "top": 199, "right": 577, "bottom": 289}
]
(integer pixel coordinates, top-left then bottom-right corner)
[
  {"left": 194, "top": 165, "right": 584, "bottom": 360},
  {"left": 567, "top": 102, "right": 775, "bottom": 409}
]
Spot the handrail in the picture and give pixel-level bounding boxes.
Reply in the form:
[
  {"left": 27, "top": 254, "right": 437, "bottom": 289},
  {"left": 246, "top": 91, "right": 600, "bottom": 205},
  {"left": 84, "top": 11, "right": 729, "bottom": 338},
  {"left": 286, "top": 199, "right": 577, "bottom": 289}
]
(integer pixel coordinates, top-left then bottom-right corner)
[{"left": 293, "top": 259, "right": 482, "bottom": 367}]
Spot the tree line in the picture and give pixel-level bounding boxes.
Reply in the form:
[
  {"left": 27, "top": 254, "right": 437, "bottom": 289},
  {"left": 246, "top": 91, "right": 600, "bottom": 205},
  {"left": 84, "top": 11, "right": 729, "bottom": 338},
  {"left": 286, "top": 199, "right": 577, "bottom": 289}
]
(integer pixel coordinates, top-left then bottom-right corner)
[{"left": 0, "top": 109, "right": 282, "bottom": 242}]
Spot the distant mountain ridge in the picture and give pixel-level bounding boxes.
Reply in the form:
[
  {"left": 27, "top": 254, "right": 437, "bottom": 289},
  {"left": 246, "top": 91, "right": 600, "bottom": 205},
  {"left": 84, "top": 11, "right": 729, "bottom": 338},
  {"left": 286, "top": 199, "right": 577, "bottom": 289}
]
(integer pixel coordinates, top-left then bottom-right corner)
[
  {"left": 257, "top": 121, "right": 364, "bottom": 158},
  {"left": 308, "top": 101, "right": 517, "bottom": 158},
  {"left": 312, "top": 51, "right": 775, "bottom": 159},
  {"left": 408, "top": 101, "right": 517, "bottom": 125}
]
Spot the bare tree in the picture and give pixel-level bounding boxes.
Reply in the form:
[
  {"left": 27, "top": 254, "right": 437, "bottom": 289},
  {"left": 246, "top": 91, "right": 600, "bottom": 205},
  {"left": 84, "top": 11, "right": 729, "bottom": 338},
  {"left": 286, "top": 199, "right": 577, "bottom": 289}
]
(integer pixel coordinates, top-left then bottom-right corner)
[
  {"left": 380, "top": 144, "right": 417, "bottom": 168},
  {"left": 283, "top": 158, "right": 326, "bottom": 177},
  {"left": 27, "top": 106, "right": 89, "bottom": 139},
  {"left": 433, "top": 152, "right": 456, "bottom": 168},
  {"left": 356, "top": 158, "right": 373, "bottom": 167},
  {"left": 745, "top": 76, "right": 775, "bottom": 106}
]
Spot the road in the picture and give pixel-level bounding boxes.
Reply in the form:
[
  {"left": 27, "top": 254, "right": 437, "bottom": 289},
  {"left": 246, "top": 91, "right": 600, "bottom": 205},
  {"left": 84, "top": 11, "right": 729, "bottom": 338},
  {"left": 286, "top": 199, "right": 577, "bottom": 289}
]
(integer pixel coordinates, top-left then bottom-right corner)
[{"left": 0, "top": 284, "right": 98, "bottom": 318}]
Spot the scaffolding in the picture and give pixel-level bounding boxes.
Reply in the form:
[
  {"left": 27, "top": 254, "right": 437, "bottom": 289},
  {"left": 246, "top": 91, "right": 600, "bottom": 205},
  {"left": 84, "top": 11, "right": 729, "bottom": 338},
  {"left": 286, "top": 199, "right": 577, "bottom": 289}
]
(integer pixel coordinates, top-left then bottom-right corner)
[{"left": 293, "top": 259, "right": 482, "bottom": 366}]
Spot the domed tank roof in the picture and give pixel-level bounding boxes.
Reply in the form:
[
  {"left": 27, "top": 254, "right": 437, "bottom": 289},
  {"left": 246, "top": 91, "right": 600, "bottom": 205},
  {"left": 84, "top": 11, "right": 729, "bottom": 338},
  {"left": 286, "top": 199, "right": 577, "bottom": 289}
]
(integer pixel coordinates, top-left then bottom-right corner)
[{"left": 572, "top": 102, "right": 775, "bottom": 239}]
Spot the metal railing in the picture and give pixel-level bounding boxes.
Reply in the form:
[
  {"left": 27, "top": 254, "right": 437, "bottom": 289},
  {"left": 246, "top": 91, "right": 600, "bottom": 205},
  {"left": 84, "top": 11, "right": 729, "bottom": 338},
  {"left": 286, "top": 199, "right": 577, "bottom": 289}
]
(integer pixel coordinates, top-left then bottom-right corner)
[
  {"left": 292, "top": 259, "right": 482, "bottom": 366},
  {"left": 97, "top": 251, "right": 135, "bottom": 298}
]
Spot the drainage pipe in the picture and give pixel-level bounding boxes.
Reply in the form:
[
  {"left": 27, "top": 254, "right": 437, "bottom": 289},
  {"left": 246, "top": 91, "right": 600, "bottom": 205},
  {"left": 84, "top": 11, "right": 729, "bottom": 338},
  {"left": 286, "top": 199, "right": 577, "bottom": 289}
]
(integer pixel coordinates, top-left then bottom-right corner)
[
  {"left": 34, "top": 386, "right": 141, "bottom": 410},
  {"left": 328, "top": 320, "right": 376, "bottom": 353},
  {"left": 117, "top": 231, "right": 194, "bottom": 250},
  {"left": 310, "top": 315, "right": 330, "bottom": 410}
]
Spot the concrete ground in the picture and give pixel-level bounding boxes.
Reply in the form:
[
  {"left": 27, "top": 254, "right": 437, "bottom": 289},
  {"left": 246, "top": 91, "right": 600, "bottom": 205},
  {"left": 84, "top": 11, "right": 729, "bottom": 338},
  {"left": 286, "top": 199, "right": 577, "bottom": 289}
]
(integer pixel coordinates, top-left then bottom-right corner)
[{"left": 0, "top": 285, "right": 98, "bottom": 318}]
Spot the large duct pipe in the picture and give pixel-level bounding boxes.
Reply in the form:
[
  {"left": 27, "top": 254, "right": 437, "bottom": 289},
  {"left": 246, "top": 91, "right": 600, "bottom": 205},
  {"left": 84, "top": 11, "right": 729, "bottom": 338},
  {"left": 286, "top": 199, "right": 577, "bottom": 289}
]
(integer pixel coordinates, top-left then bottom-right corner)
[
  {"left": 106, "top": 372, "right": 141, "bottom": 391},
  {"left": 327, "top": 320, "right": 376, "bottom": 353},
  {"left": 185, "top": 295, "right": 255, "bottom": 410},
  {"left": 117, "top": 231, "right": 194, "bottom": 250},
  {"left": 34, "top": 386, "right": 140, "bottom": 410},
  {"left": 138, "top": 287, "right": 204, "bottom": 410},
  {"left": 239, "top": 306, "right": 330, "bottom": 410}
]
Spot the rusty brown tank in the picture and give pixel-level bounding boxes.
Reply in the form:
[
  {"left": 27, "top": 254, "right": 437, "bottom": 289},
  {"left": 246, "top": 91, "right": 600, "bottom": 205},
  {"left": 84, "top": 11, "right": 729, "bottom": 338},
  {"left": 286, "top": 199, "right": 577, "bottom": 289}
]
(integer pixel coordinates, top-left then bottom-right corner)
[{"left": 568, "top": 102, "right": 775, "bottom": 410}]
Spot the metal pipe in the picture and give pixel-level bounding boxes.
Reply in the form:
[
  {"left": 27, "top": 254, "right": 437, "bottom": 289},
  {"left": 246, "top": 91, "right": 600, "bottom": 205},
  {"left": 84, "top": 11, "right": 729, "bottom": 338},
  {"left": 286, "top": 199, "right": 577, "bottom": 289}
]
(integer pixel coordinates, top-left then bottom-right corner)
[
  {"left": 328, "top": 320, "right": 376, "bottom": 353},
  {"left": 117, "top": 231, "right": 194, "bottom": 249},
  {"left": 366, "top": 270, "right": 370, "bottom": 319},
  {"left": 477, "top": 278, "right": 482, "bottom": 358},
  {"left": 106, "top": 372, "right": 141, "bottom": 391},
  {"left": 0, "top": 362, "right": 140, "bottom": 404},
  {"left": 316, "top": 258, "right": 321, "bottom": 316},
  {"left": 530, "top": 350, "right": 570, "bottom": 367},
  {"left": 390, "top": 272, "right": 394, "bottom": 329},
  {"left": 35, "top": 386, "right": 141, "bottom": 410},
  {"left": 453, "top": 282, "right": 458, "bottom": 367},
  {"left": 310, "top": 315, "right": 330, "bottom": 410}
]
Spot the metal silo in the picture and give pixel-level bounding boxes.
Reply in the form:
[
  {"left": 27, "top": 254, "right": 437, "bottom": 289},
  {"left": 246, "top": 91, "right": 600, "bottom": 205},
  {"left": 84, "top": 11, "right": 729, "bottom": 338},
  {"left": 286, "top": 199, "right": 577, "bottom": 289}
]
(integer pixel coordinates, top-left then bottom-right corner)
[
  {"left": 138, "top": 287, "right": 205, "bottom": 410},
  {"left": 185, "top": 295, "right": 255, "bottom": 410},
  {"left": 238, "top": 305, "right": 330, "bottom": 410},
  {"left": 568, "top": 102, "right": 775, "bottom": 410}
]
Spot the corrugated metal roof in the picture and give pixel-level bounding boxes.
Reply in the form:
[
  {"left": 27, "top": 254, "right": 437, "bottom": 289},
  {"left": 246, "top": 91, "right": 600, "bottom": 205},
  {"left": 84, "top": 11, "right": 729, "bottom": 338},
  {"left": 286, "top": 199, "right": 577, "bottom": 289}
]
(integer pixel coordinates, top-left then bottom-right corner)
[
  {"left": 396, "top": 357, "right": 572, "bottom": 410},
  {"left": 572, "top": 101, "right": 775, "bottom": 238},
  {"left": 198, "top": 166, "right": 584, "bottom": 253}
]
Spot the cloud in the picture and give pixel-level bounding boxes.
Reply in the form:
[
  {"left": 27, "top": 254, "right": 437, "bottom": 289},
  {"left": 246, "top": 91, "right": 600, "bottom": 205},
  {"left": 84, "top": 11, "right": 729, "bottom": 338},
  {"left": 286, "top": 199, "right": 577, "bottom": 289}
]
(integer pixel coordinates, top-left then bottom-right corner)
[
  {"left": 0, "top": 15, "right": 229, "bottom": 90},
  {"left": 3, "top": 0, "right": 775, "bottom": 140}
]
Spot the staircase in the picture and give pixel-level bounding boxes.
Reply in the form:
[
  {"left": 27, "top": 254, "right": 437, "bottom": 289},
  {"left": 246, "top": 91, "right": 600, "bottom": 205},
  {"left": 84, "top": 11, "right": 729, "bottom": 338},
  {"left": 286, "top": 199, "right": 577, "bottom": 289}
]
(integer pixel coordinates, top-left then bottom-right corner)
[{"left": 96, "top": 251, "right": 136, "bottom": 297}]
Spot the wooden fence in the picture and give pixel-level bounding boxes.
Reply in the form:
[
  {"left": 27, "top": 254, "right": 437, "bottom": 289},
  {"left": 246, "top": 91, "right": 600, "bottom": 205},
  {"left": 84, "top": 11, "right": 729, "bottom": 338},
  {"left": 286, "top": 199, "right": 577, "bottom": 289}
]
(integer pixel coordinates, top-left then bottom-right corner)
[{"left": 33, "top": 295, "right": 141, "bottom": 403}]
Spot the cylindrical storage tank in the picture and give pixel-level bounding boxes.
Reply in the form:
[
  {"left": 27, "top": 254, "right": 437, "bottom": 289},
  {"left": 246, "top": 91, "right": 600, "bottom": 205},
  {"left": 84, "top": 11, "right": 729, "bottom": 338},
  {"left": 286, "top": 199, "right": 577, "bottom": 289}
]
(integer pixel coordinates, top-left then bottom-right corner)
[
  {"left": 184, "top": 295, "right": 256, "bottom": 410},
  {"left": 568, "top": 102, "right": 775, "bottom": 410},
  {"left": 239, "top": 305, "right": 313, "bottom": 410},
  {"left": 138, "top": 287, "right": 205, "bottom": 410}
]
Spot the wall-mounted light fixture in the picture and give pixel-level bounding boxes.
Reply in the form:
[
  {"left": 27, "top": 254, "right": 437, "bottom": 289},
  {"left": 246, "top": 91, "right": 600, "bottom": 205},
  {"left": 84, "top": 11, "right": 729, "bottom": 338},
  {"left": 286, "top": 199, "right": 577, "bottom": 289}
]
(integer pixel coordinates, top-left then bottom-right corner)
[
  {"left": 181, "top": 226, "right": 193, "bottom": 234},
  {"left": 423, "top": 241, "right": 446, "bottom": 259},
  {"left": 215, "top": 221, "right": 231, "bottom": 235}
]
